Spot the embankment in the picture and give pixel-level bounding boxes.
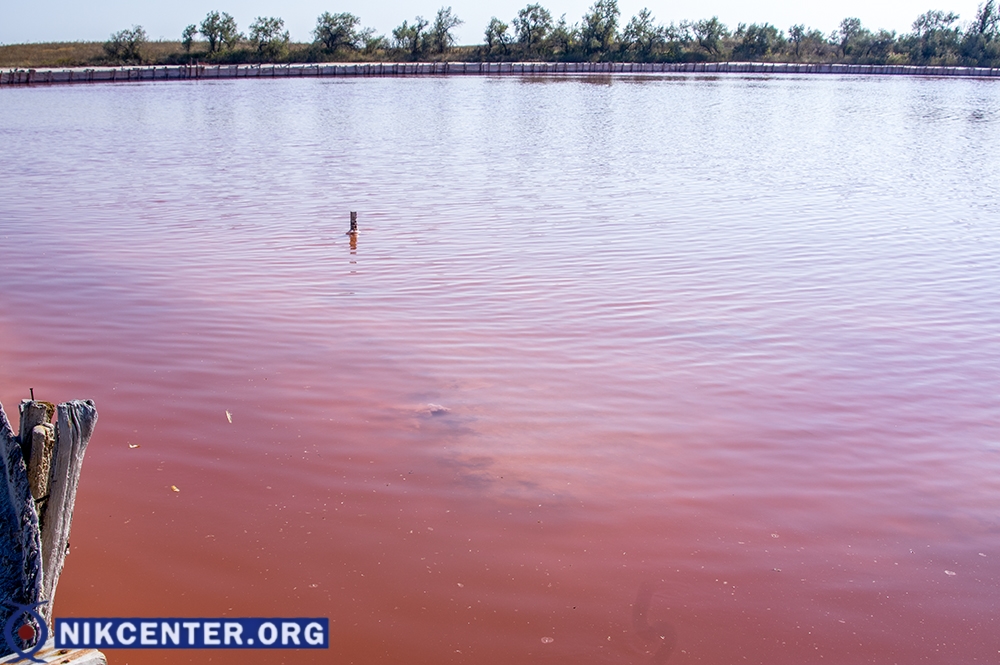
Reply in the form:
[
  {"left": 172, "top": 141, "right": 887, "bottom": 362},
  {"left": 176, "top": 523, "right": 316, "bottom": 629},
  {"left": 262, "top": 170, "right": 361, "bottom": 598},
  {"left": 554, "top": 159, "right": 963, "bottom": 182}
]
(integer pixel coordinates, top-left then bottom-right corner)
[{"left": 2, "top": 61, "right": 999, "bottom": 86}]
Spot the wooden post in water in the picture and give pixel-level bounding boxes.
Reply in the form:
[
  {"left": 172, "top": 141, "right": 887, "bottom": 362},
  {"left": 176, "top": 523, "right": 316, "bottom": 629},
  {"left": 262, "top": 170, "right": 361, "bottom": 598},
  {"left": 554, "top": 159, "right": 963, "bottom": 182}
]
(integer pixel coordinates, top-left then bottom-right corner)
[
  {"left": 0, "top": 398, "right": 105, "bottom": 664},
  {"left": 0, "top": 401, "right": 42, "bottom": 655},
  {"left": 349, "top": 211, "right": 358, "bottom": 234},
  {"left": 38, "top": 400, "right": 98, "bottom": 625}
]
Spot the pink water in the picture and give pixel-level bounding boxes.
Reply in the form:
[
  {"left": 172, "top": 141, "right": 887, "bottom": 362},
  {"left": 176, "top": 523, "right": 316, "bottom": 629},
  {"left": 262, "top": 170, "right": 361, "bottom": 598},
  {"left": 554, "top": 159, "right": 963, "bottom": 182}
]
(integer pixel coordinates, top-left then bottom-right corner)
[{"left": 2, "top": 74, "right": 1000, "bottom": 664}]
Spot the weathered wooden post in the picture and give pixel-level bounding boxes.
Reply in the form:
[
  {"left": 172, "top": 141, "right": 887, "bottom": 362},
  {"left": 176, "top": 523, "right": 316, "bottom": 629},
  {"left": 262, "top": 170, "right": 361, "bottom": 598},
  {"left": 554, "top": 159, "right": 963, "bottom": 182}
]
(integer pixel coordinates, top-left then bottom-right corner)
[
  {"left": 0, "top": 398, "right": 105, "bottom": 664},
  {"left": 37, "top": 400, "right": 98, "bottom": 625},
  {"left": 348, "top": 211, "right": 359, "bottom": 251},
  {"left": 0, "top": 401, "right": 42, "bottom": 657}
]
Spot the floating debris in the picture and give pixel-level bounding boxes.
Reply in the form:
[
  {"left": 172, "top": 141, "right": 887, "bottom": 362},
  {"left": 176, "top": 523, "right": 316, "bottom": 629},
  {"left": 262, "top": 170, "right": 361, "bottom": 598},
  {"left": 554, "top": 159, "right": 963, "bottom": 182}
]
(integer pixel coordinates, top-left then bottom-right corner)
[
  {"left": 171, "top": 485, "right": 180, "bottom": 492},
  {"left": 128, "top": 444, "right": 139, "bottom": 449},
  {"left": 541, "top": 637, "right": 554, "bottom": 644},
  {"left": 225, "top": 410, "right": 232, "bottom": 423},
  {"left": 945, "top": 570, "right": 956, "bottom": 576}
]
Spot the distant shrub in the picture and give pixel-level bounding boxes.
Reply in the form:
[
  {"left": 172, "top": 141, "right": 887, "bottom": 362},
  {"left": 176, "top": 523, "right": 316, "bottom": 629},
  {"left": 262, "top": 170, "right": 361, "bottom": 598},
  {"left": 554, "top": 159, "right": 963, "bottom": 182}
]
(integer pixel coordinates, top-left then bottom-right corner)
[
  {"left": 314, "top": 12, "right": 362, "bottom": 53},
  {"left": 181, "top": 24, "right": 198, "bottom": 53},
  {"left": 200, "top": 11, "right": 241, "bottom": 54},
  {"left": 250, "top": 16, "right": 289, "bottom": 61},
  {"left": 104, "top": 25, "right": 147, "bottom": 64}
]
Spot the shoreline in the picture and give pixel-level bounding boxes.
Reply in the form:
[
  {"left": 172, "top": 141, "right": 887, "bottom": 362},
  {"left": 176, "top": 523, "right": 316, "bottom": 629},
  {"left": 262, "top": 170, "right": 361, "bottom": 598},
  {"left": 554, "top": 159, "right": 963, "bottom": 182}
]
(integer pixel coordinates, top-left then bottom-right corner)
[{"left": 3, "top": 61, "right": 1000, "bottom": 86}]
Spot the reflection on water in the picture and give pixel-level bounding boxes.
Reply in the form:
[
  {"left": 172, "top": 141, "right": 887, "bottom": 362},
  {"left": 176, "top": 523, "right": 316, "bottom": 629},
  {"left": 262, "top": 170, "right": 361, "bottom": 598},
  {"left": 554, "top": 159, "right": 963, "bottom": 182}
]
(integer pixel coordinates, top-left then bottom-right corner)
[
  {"left": 632, "top": 582, "right": 676, "bottom": 664},
  {"left": 1, "top": 73, "right": 1000, "bottom": 664}
]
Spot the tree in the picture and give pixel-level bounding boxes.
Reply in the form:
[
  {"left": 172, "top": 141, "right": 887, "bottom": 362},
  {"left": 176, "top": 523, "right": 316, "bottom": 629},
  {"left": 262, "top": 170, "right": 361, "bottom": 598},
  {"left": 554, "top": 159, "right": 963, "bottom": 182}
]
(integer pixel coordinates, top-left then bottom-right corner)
[
  {"left": 970, "top": 0, "right": 999, "bottom": 37},
  {"left": 866, "top": 29, "right": 897, "bottom": 62},
  {"left": 393, "top": 17, "right": 429, "bottom": 59},
  {"left": 800, "top": 27, "right": 832, "bottom": 59},
  {"left": 548, "top": 14, "right": 578, "bottom": 57},
  {"left": 659, "top": 22, "right": 691, "bottom": 61},
  {"left": 693, "top": 16, "right": 728, "bottom": 56},
  {"left": 104, "top": 25, "right": 147, "bottom": 64},
  {"left": 906, "top": 9, "right": 961, "bottom": 63},
  {"left": 581, "top": 0, "right": 620, "bottom": 58},
  {"left": 961, "top": 1, "right": 1000, "bottom": 66},
  {"left": 514, "top": 4, "right": 553, "bottom": 54},
  {"left": 733, "top": 23, "right": 782, "bottom": 60},
  {"left": 249, "top": 16, "right": 289, "bottom": 61},
  {"left": 622, "top": 8, "right": 662, "bottom": 60},
  {"left": 360, "top": 28, "right": 388, "bottom": 54},
  {"left": 485, "top": 17, "right": 512, "bottom": 56},
  {"left": 789, "top": 24, "right": 805, "bottom": 58},
  {"left": 428, "top": 6, "right": 463, "bottom": 53},
  {"left": 912, "top": 9, "right": 960, "bottom": 36},
  {"left": 314, "top": 12, "right": 362, "bottom": 53},
  {"left": 837, "top": 17, "right": 867, "bottom": 57},
  {"left": 665, "top": 21, "right": 692, "bottom": 44},
  {"left": 181, "top": 24, "right": 198, "bottom": 53},
  {"left": 200, "top": 11, "right": 240, "bottom": 53}
]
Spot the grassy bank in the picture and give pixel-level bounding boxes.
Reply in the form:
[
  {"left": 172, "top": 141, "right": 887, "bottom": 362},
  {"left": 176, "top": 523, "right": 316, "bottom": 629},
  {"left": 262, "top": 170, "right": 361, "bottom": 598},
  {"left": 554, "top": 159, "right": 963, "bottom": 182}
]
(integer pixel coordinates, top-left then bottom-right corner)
[
  {"left": 0, "top": 41, "right": 485, "bottom": 69},
  {"left": 1, "top": 42, "right": 109, "bottom": 68},
  {"left": 4, "top": 39, "right": 999, "bottom": 71}
]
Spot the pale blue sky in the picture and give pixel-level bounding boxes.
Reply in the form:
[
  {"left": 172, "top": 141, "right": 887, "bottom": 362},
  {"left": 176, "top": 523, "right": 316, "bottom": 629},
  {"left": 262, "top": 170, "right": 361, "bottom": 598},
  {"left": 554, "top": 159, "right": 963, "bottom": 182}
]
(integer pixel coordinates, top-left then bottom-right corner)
[{"left": 0, "top": 1, "right": 984, "bottom": 45}]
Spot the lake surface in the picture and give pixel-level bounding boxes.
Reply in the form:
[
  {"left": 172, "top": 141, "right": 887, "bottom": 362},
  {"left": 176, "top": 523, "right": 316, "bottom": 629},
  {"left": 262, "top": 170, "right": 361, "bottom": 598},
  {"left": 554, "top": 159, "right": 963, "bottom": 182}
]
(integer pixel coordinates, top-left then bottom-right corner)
[{"left": 2, "top": 73, "right": 1000, "bottom": 664}]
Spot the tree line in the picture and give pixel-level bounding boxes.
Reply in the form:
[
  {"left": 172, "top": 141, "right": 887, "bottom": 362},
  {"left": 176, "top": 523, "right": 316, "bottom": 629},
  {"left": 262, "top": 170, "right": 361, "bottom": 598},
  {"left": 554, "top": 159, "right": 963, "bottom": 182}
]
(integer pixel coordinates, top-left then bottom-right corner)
[{"left": 103, "top": 1, "right": 1000, "bottom": 68}]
